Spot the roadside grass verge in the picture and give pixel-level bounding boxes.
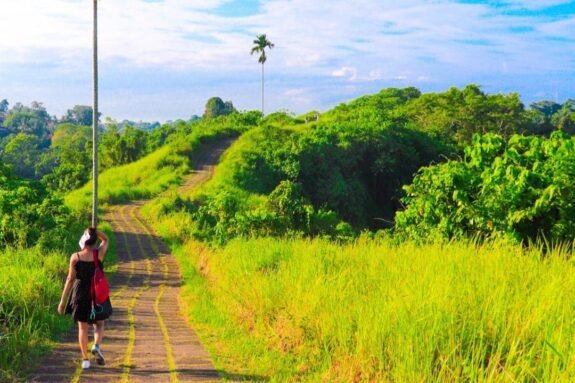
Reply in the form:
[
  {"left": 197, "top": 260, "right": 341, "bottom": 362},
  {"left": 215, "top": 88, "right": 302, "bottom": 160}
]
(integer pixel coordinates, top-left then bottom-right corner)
[
  {"left": 0, "top": 224, "right": 116, "bottom": 383},
  {"left": 65, "top": 145, "right": 188, "bottom": 214},
  {"left": 65, "top": 121, "right": 245, "bottom": 218},
  {"left": 154, "top": 235, "right": 575, "bottom": 382}
]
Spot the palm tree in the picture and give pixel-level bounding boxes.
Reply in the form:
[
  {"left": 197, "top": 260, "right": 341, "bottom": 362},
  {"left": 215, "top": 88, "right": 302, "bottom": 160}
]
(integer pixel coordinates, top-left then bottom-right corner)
[
  {"left": 250, "top": 34, "right": 274, "bottom": 118},
  {"left": 92, "top": 0, "right": 99, "bottom": 228}
]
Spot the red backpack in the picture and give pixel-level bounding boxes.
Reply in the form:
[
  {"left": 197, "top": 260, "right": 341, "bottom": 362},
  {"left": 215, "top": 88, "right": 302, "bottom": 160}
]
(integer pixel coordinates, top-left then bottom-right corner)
[{"left": 91, "top": 249, "right": 110, "bottom": 305}]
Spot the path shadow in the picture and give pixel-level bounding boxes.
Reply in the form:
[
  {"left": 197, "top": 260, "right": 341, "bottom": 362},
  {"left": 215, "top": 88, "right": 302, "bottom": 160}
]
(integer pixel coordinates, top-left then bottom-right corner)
[{"left": 217, "top": 371, "right": 270, "bottom": 382}]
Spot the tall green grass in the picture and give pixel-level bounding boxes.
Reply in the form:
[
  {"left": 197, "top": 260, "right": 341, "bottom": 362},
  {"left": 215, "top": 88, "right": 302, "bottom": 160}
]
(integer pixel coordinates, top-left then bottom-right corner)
[
  {"left": 170, "top": 237, "right": 575, "bottom": 382},
  {"left": 0, "top": 224, "right": 116, "bottom": 382},
  {"left": 0, "top": 247, "right": 69, "bottom": 382},
  {"left": 65, "top": 123, "right": 244, "bottom": 216},
  {"left": 65, "top": 145, "right": 188, "bottom": 214}
]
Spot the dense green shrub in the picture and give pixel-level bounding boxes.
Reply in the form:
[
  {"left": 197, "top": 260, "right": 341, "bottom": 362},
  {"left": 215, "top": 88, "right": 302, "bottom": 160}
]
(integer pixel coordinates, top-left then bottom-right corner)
[
  {"left": 395, "top": 132, "right": 575, "bottom": 243},
  {"left": 154, "top": 106, "right": 451, "bottom": 244},
  {"left": 0, "top": 163, "right": 72, "bottom": 248},
  {"left": 403, "top": 84, "right": 529, "bottom": 145},
  {"left": 148, "top": 87, "right": 575, "bottom": 245}
]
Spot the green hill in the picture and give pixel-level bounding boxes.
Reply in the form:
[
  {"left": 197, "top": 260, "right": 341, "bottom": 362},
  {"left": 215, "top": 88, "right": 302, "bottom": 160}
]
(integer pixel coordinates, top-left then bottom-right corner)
[{"left": 4, "top": 86, "right": 575, "bottom": 382}]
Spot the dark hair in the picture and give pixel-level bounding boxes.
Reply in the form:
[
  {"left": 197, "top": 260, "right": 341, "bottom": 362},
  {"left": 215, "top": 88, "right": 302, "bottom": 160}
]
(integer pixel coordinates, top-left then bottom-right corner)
[{"left": 85, "top": 227, "right": 98, "bottom": 247}]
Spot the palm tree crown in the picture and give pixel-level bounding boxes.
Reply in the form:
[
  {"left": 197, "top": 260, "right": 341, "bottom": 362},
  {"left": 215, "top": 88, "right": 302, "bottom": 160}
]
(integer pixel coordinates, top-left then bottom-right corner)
[
  {"left": 251, "top": 34, "right": 274, "bottom": 118},
  {"left": 251, "top": 34, "right": 274, "bottom": 64}
]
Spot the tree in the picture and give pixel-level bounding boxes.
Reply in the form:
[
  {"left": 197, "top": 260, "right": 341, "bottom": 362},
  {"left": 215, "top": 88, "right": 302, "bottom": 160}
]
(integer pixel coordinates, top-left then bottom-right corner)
[
  {"left": 36, "top": 122, "right": 93, "bottom": 188},
  {"left": 530, "top": 100, "right": 562, "bottom": 117},
  {"left": 3, "top": 102, "right": 51, "bottom": 138},
  {"left": 121, "top": 126, "right": 147, "bottom": 163},
  {"left": 525, "top": 100, "right": 562, "bottom": 136},
  {"left": 404, "top": 85, "right": 527, "bottom": 145},
  {"left": 0, "top": 99, "right": 8, "bottom": 114},
  {"left": 51, "top": 123, "right": 92, "bottom": 148},
  {"left": 41, "top": 139, "right": 92, "bottom": 193},
  {"left": 99, "top": 124, "right": 122, "bottom": 169},
  {"left": 552, "top": 106, "right": 575, "bottom": 135},
  {"left": 0, "top": 163, "right": 72, "bottom": 247},
  {"left": 250, "top": 34, "right": 274, "bottom": 118},
  {"left": 203, "top": 97, "right": 236, "bottom": 119},
  {"left": 0, "top": 99, "right": 7, "bottom": 129},
  {"left": 62, "top": 105, "right": 95, "bottom": 126},
  {"left": 2, "top": 133, "right": 43, "bottom": 179},
  {"left": 395, "top": 132, "right": 575, "bottom": 243}
]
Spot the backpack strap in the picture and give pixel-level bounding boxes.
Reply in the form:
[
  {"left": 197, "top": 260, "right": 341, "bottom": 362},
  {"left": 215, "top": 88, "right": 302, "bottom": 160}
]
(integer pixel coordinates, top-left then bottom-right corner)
[
  {"left": 92, "top": 249, "right": 101, "bottom": 269},
  {"left": 90, "top": 249, "right": 99, "bottom": 321}
]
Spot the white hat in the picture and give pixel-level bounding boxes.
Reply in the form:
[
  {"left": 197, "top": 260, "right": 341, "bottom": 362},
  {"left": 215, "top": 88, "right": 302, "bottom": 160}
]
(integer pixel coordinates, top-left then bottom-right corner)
[{"left": 79, "top": 230, "right": 91, "bottom": 249}]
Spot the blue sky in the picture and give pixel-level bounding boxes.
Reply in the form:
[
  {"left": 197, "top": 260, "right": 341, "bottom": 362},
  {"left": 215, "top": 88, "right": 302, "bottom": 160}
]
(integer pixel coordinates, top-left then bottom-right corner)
[{"left": 0, "top": 0, "right": 574, "bottom": 122}]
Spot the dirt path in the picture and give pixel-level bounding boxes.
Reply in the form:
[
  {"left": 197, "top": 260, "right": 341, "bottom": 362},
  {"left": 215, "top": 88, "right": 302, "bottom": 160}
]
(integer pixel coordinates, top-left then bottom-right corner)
[{"left": 29, "top": 139, "right": 234, "bottom": 383}]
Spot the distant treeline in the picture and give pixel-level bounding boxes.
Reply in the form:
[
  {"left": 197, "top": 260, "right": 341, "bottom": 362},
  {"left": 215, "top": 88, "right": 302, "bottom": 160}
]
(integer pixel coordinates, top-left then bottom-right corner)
[
  {"left": 2, "top": 85, "right": 575, "bottom": 245},
  {"left": 0, "top": 100, "right": 191, "bottom": 191}
]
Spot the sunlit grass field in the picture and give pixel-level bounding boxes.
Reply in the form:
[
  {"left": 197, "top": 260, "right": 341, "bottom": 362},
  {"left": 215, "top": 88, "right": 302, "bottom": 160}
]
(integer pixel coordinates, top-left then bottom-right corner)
[
  {"left": 167, "top": 236, "right": 575, "bottom": 382},
  {"left": 0, "top": 224, "right": 116, "bottom": 382},
  {"left": 0, "top": 247, "right": 69, "bottom": 382},
  {"left": 65, "top": 123, "right": 243, "bottom": 218},
  {"left": 65, "top": 144, "right": 188, "bottom": 213}
]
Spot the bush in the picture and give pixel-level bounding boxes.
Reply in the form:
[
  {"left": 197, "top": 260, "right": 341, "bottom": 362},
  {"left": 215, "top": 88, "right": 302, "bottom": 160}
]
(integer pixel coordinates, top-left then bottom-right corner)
[
  {"left": 0, "top": 167, "right": 72, "bottom": 249},
  {"left": 395, "top": 132, "right": 575, "bottom": 243}
]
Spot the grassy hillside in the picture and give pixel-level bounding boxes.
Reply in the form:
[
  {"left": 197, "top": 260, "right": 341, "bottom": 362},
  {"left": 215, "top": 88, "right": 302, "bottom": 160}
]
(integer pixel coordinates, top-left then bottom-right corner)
[
  {"left": 65, "top": 113, "right": 251, "bottom": 216},
  {"left": 137, "top": 88, "right": 575, "bottom": 381},
  {"left": 145, "top": 87, "right": 575, "bottom": 246},
  {"left": 7, "top": 86, "right": 573, "bottom": 382},
  {"left": 166, "top": 237, "right": 575, "bottom": 382},
  {"left": 145, "top": 111, "right": 451, "bottom": 244},
  {"left": 65, "top": 144, "right": 186, "bottom": 212}
]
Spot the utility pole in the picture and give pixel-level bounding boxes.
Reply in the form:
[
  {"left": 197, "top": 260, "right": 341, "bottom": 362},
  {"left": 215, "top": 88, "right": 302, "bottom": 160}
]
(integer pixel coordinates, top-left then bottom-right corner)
[{"left": 92, "top": 0, "right": 99, "bottom": 228}]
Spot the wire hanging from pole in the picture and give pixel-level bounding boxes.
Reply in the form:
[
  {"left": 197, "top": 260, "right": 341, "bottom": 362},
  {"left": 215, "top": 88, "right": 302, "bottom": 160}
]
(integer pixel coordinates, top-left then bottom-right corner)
[{"left": 92, "top": 0, "right": 99, "bottom": 228}]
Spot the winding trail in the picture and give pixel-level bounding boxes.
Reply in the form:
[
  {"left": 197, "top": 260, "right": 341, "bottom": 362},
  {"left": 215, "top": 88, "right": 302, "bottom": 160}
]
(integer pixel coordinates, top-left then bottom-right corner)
[{"left": 30, "top": 139, "right": 233, "bottom": 383}]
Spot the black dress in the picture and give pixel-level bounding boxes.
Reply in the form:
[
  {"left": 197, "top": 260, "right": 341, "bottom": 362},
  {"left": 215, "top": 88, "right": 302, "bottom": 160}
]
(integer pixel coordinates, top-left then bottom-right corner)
[{"left": 65, "top": 254, "right": 108, "bottom": 323}]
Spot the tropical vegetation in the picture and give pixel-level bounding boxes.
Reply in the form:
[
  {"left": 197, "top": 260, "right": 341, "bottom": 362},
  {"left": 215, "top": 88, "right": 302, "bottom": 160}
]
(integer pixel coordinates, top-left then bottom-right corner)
[
  {"left": 169, "top": 237, "right": 575, "bottom": 382},
  {"left": 2, "top": 85, "right": 575, "bottom": 381}
]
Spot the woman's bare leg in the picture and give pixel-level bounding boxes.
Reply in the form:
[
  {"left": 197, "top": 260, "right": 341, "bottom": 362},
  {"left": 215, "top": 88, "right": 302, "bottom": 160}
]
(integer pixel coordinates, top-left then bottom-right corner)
[
  {"left": 93, "top": 320, "right": 105, "bottom": 345},
  {"left": 78, "top": 322, "right": 89, "bottom": 359}
]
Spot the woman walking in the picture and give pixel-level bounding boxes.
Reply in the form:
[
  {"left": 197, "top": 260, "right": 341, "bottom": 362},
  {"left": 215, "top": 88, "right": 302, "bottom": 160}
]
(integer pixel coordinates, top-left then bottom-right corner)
[{"left": 58, "top": 228, "right": 111, "bottom": 369}]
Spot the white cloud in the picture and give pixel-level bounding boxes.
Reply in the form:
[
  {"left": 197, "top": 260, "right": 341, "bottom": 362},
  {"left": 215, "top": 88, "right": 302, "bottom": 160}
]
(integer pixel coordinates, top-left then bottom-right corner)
[
  {"left": 537, "top": 16, "right": 575, "bottom": 36},
  {"left": 283, "top": 88, "right": 306, "bottom": 96},
  {"left": 282, "top": 88, "right": 313, "bottom": 109},
  {"left": 332, "top": 67, "right": 358, "bottom": 80},
  {"left": 1, "top": 0, "right": 573, "bottom": 74},
  {"left": 0, "top": 0, "right": 574, "bottom": 119},
  {"left": 368, "top": 70, "right": 385, "bottom": 81}
]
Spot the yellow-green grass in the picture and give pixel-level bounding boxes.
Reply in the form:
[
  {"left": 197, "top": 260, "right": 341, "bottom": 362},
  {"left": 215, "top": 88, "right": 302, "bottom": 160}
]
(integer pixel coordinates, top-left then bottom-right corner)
[
  {"left": 167, "top": 237, "right": 575, "bottom": 382},
  {"left": 0, "top": 247, "right": 69, "bottom": 382},
  {"left": 0, "top": 224, "right": 116, "bottom": 382},
  {"left": 65, "top": 145, "right": 188, "bottom": 214},
  {"left": 178, "top": 127, "right": 268, "bottom": 203},
  {"left": 141, "top": 129, "right": 278, "bottom": 243},
  {"left": 65, "top": 124, "right": 245, "bottom": 217},
  {"left": 141, "top": 131, "right": 266, "bottom": 244}
]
